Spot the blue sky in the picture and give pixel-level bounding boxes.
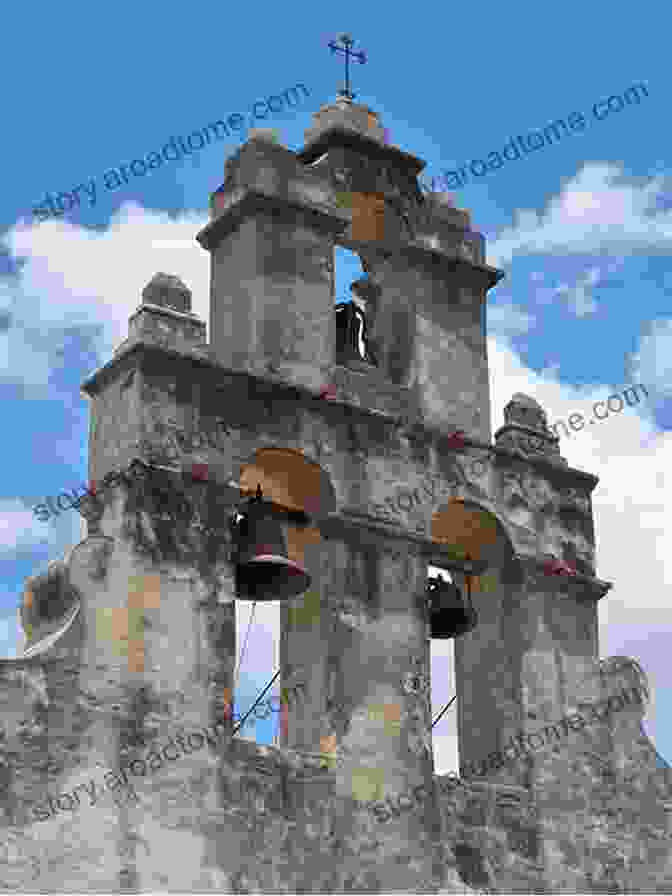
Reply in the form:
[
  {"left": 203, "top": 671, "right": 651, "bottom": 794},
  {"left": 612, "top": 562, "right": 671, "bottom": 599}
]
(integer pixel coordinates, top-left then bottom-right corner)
[{"left": 0, "top": 0, "right": 670, "bottom": 774}]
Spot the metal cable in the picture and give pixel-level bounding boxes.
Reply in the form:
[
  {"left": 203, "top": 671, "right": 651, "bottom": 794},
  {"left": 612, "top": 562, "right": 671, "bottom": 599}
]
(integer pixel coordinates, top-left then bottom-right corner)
[
  {"left": 432, "top": 694, "right": 457, "bottom": 729},
  {"left": 232, "top": 669, "right": 280, "bottom": 737},
  {"left": 233, "top": 600, "right": 257, "bottom": 691}
]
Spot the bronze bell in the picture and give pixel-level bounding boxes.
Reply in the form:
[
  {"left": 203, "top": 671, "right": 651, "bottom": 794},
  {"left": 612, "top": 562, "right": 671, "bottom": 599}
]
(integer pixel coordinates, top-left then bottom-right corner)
[
  {"left": 335, "top": 301, "right": 376, "bottom": 366},
  {"left": 427, "top": 571, "right": 478, "bottom": 639},
  {"left": 230, "top": 484, "right": 311, "bottom": 600}
]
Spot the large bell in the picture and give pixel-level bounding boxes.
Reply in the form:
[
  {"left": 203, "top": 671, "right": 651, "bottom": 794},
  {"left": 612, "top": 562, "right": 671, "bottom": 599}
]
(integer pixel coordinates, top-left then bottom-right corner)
[
  {"left": 427, "top": 571, "right": 478, "bottom": 639},
  {"left": 335, "top": 301, "right": 376, "bottom": 366},
  {"left": 230, "top": 485, "right": 311, "bottom": 600}
]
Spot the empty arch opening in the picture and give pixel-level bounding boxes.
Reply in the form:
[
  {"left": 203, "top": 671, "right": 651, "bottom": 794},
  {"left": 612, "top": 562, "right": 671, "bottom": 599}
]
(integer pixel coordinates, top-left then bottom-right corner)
[{"left": 333, "top": 246, "right": 377, "bottom": 367}]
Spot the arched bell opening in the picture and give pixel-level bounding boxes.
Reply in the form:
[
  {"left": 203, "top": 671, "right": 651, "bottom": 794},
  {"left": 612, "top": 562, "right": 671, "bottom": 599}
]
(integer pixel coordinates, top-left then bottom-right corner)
[
  {"left": 235, "top": 447, "right": 334, "bottom": 602},
  {"left": 428, "top": 497, "right": 520, "bottom": 778},
  {"left": 427, "top": 498, "right": 510, "bottom": 776},
  {"left": 428, "top": 497, "right": 500, "bottom": 640},
  {"left": 234, "top": 448, "right": 336, "bottom": 748}
]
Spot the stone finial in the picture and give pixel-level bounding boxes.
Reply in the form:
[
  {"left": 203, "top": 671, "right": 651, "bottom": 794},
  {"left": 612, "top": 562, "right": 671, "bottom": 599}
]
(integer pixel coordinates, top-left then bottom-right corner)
[
  {"left": 121, "top": 273, "right": 207, "bottom": 359},
  {"left": 599, "top": 656, "right": 650, "bottom": 705},
  {"left": 141, "top": 273, "right": 192, "bottom": 314},
  {"left": 503, "top": 393, "right": 549, "bottom": 431},
  {"left": 494, "top": 393, "right": 567, "bottom": 465}
]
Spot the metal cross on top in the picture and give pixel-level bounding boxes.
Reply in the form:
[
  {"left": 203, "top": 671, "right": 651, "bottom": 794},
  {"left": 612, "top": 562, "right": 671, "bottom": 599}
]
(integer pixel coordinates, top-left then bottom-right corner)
[{"left": 328, "top": 33, "right": 367, "bottom": 101}]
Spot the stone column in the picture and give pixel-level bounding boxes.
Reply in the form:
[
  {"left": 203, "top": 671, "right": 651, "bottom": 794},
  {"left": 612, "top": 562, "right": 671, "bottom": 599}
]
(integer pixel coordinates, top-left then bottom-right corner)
[
  {"left": 67, "top": 465, "right": 239, "bottom": 891},
  {"left": 316, "top": 517, "right": 438, "bottom": 891},
  {"left": 457, "top": 549, "right": 610, "bottom": 790}
]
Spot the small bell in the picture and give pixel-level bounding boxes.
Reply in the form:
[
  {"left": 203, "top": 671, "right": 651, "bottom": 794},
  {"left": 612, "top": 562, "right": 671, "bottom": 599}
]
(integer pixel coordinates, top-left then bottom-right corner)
[
  {"left": 427, "top": 569, "right": 477, "bottom": 639},
  {"left": 335, "top": 301, "right": 376, "bottom": 366},
  {"left": 230, "top": 484, "right": 311, "bottom": 601}
]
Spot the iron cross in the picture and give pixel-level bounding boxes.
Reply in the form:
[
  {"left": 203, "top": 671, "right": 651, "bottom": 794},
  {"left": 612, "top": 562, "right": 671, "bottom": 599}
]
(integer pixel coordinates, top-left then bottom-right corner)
[{"left": 328, "top": 34, "right": 367, "bottom": 101}]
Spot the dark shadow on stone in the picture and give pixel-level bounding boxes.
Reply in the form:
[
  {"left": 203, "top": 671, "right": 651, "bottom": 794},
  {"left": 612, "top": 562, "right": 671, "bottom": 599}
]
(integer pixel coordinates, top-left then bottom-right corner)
[{"left": 453, "top": 842, "right": 493, "bottom": 891}]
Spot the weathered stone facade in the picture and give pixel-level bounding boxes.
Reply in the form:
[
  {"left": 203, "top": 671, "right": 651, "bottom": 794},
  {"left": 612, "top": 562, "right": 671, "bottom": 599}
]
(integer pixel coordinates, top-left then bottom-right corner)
[{"left": 1, "top": 95, "right": 670, "bottom": 893}]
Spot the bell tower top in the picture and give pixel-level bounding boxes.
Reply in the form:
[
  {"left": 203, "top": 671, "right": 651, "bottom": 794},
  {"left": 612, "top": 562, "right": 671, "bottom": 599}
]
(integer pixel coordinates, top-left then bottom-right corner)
[
  {"left": 198, "top": 57, "right": 504, "bottom": 436},
  {"left": 300, "top": 33, "right": 420, "bottom": 171},
  {"left": 302, "top": 95, "right": 388, "bottom": 151}
]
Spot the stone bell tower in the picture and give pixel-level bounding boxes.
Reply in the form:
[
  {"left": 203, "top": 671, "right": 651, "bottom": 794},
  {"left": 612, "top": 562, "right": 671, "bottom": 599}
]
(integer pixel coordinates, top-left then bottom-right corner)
[
  {"left": 195, "top": 91, "right": 509, "bottom": 883},
  {"left": 6, "top": 80, "right": 672, "bottom": 895},
  {"left": 196, "top": 89, "right": 615, "bottom": 803},
  {"left": 197, "top": 91, "right": 505, "bottom": 721}
]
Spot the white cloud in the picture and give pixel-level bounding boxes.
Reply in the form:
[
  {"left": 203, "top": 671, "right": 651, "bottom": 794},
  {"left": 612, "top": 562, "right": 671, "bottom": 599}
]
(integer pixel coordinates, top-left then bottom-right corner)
[
  {"left": 0, "top": 613, "right": 22, "bottom": 658},
  {"left": 488, "top": 164, "right": 672, "bottom": 270},
  {"left": 553, "top": 266, "right": 600, "bottom": 317},
  {"left": 1, "top": 203, "right": 210, "bottom": 393},
  {"left": 627, "top": 317, "right": 672, "bottom": 403},
  {"left": 0, "top": 499, "right": 51, "bottom": 551},
  {"left": 486, "top": 302, "right": 535, "bottom": 341}
]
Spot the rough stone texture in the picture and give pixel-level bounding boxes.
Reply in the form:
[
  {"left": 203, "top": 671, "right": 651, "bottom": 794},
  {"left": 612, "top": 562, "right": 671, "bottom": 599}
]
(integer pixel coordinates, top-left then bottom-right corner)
[
  {"left": 1, "top": 96, "right": 670, "bottom": 893},
  {"left": 141, "top": 273, "right": 193, "bottom": 314}
]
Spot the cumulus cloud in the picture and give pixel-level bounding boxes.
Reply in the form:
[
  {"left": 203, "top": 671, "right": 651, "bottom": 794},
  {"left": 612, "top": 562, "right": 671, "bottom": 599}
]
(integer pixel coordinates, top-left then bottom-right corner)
[
  {"left": 0, "top": 612, "right": 22, "bottom": 658},
  {"left": 627, "top": 317, "right": 672, "bottom": 406},
  {"left": 488, "top": 164, "right": 672, "bottom": 270},
  {"left": 553, "top": 266, "right": 600, "bottom": 317},
  {"left": 486, "top": 302, "right": 535, "bottom": 342},
  {"left": 0, "top": 499, "right": 52, "bottom": 551},
  {"left": 1, "top": 204, "right": 209, "bottom": 393}
]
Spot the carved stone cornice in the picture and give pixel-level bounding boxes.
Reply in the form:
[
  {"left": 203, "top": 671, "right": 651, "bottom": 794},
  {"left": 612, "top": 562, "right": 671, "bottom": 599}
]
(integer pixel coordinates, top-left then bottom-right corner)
[
  {"left": 318, "top": 508, "right": 495, "bottom": 580},
  {"left": 435, "top": 429, "right": 599, "bottom": 493},
  {"left": 494, "top": 420, "right": 565, "bottom": 464},
  {"left": 320, "top": 507, "right": 428, "bottom": 552},
  {"left": 514, "top": 552, "right": 612, "bottom": 601}
]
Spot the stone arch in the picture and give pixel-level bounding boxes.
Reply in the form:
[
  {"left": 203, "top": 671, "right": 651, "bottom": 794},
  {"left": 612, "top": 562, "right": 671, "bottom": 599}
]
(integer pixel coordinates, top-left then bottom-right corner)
[
  {"left": 235, "top": 448, "right": 337, "bottom": 746},
  {"left": 238, "top": 446, "right": 336, "bottom": 571},
  {"left": 239, "top": 445, "right": 336, "bottom": 516},
  {"left": 430, "top": 496, "right": 518, "bottom": 573},
  {"left": 426, "top": 497, "right": 522, "bottom": 774},
  {"left": 428, "top": 494, "right": 526, "bottom": 609}
]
